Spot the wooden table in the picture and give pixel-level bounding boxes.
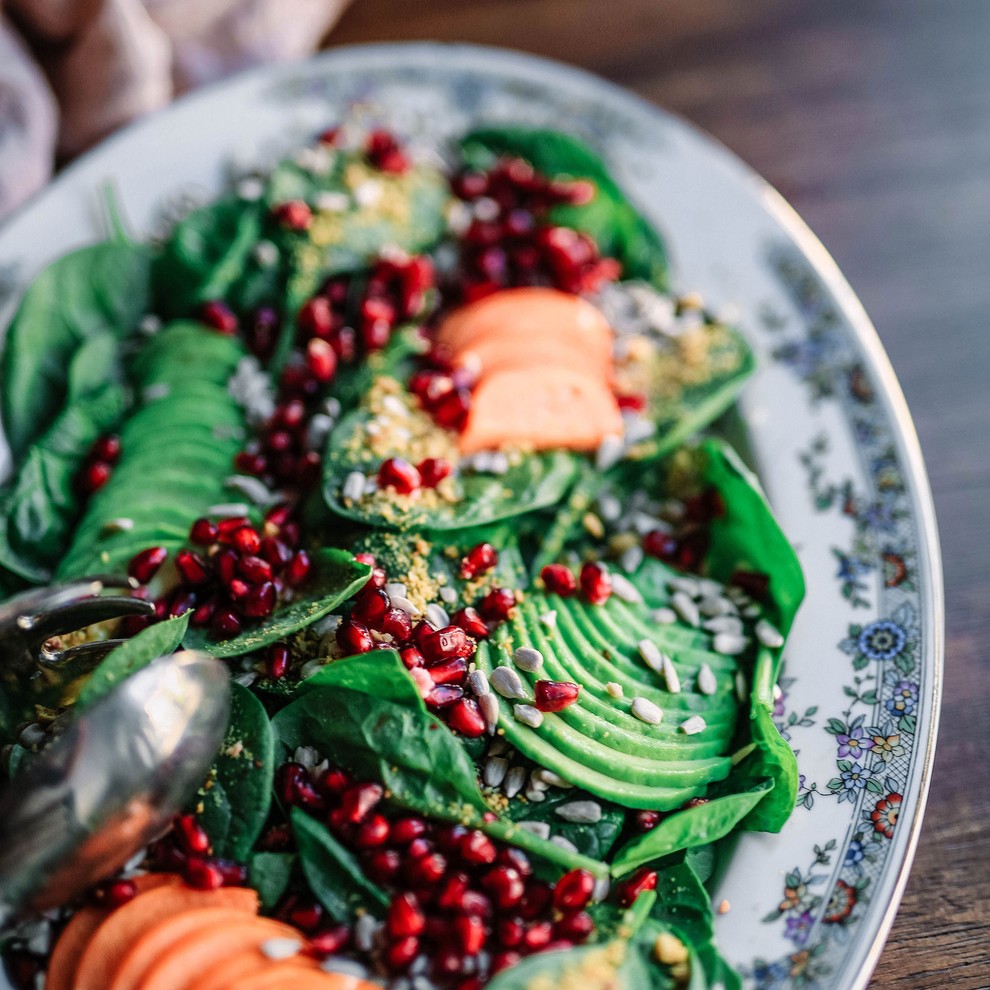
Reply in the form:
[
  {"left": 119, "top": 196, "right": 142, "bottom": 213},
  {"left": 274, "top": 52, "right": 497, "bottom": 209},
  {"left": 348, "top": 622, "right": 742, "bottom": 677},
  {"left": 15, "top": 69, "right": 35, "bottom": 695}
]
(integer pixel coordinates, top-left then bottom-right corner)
[{"left": 328, "top": 3, "right": 990, "bottom": 986}]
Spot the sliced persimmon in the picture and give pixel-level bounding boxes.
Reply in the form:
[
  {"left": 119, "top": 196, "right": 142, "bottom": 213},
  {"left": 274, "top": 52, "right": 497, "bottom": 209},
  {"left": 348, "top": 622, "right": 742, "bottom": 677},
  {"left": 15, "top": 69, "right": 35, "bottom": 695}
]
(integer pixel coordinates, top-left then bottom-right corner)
[
  {"left": 72, "top": 883, "right": 258, "bottom": 990},
  {"left": 213, "top": 964, "right": 379, "bottom": 990},
  {"left": 186, "top": 947, "right": 321, "bottom": 990},
  {"left": 46, "top": 874, "right": 181, "bottom": 990},
  {"left": 134, "top": 915, "right": 302, "bottom": 990},
  {"left": 436, "top": 287, "right": 613, "bottom": 369},
  {"left": 459, "top": 365, "right": 623, "bottom": 454},
  {"left": 457, "top": 335, "right": 607, "bottom": 382},
  {"left": 109, "top": 908, "right": 258, "bottom": 990}
]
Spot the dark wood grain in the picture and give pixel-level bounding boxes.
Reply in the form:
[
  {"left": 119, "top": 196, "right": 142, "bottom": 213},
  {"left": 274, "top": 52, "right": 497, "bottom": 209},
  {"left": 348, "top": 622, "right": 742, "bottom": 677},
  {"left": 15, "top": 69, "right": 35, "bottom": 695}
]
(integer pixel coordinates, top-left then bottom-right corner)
[{"left": 329, "top": 4, "right": 990, "bottom": 987}]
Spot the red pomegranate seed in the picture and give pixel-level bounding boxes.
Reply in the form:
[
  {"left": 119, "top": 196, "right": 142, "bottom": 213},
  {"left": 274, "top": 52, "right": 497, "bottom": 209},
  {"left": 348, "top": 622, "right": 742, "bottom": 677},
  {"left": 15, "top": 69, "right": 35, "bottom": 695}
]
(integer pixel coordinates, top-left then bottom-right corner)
[
  {"left": 231, "top": 526, "right": 261, "bottom": 555},
  {"left": 185, "top": 857, "right": 224, "bottom": 890},
  {"left": 731, "top": 568, "right": 771, "bottom": 601},
  {"left": 460, "top": 542, "right": 498, "bottom": 580},
  {"left": 479, "top": 587, "right": 516, "bottom": 622},
  {"left": 432, "top": 387, "right": 472, "bottom": 431},
  {"left": 427, "top": 684, "right": 464, "bottom": 708},
  {"left": 287, "top": 899, "right": 324, "bottom": 933},
  {"left": 380, "top": 607, "right": 412, "bottom": 641},
  {"left": 354, "top": 812, "right": 391, "bottom": 848},
  {"left": 497, "top": 917, "right": 525, "bottom": 948},
  {"left": 259, "top": 536, "right": 292, "bottom": 568},
  {"left": 534, "top": 680, "right": 580, "bottom": 713},
  {"left": 266, "top": 643, "right": 290, "bottom": 680},
  {"left": 174, "top": 813, "right": 211, "bottom": 855},
  {"left": 417, "top": 456, "right": 453, "bottom": 488},
  {"left": 615, "top": 867, "right": 658, "bottom": 907},
  {"left": 540, "top": 564, "right": 577, "bottom": 596},
  {"left": 405, "top": 851, "right": 447, "bottom": 886},
  {"left": 385, "top": 935, "right": 419, "bottom": 971},
  {"left": 175, "top": 549, "right": 210, "bottom": 586},
  {"left": 298, "top": 296, "right": 334, "bottom": 338},
  {"left": 387, "top": 892, "right": 426, "bottom": 937},
  {"left": 189, "top": 517, "right": 219, "bottom": 545},
  {"left": 238, "top": 554, "right": 273, "bottom": 585},
  {"left": 519, "top": 880, "right": 553, "bottom": 921},
  {"left": 77, "top": 460, "right": 111, "bottom": 494},
  {"left": 128, "top": 546, "right": 168, "bottom": 584},
  {"left": 366, "top": 129, "right": 409, "bottom": 174},
  {"left": 319, "top": 766, "right": 352, "bottom": 797},
  {"left": 167, "top": 589, "right": 198, "bottom": 619},
  {"left": 523, "top": 919, "right": 554, "bottom": 952},
  {"left": 634, "top": 810, "right": 662, "bottom": 831},
  {"left": 580, "top": 561, "right": 612, "bottom": 605},
  {"left": 103, "top": 878, "right": 137, "bottom": 908},
  {"left": 452, "top": 170, "right": 489, "bottom": 199},
  {"left": 497, "top": 846, "right": 533, "bottom": 878},
  {"left": 423, "top": 625, "right": 473, "bottom": 662},
  {"left": 454, "top": 914, "right": 486, "bottom": 955},
  {"left": 451, "top": 607, "right": 489, "bottom": 639},
  {"left": 399, "top": 645, "right": 425, "bottom": 669},
  {"left": 201, "top": 300, "right": 238, "bottom": 334},
  {"left": 214, "top": 549, "right": 237, "bottom": 584},
  {"left": 445, "top": 698, "right": 486, "bottom": 738},
  {"left": 306, "top": 337, "right": 338, "bottom": 382},
  {"left": 190, "top": 602, "right": 215, "bottom": 627},
  {"left": 554, "top": 909, "right": 595, "bottom": 942},
  {"left": 211, "top": 609, "right": 242, "bottom": 639},
  {"left": 273, "top": 200, "right": 312, "bottom": 231},
  {"left": 336, "top": 618, "right": 374, "bottom": 655},
  {"left": 643, "top": 529, "right": 679, "bottom": 562},
  {"left": 386, "top": 817, "right": 424, "bottom": 847},
  {"left": 339, "top": 782, "right": 383, "bottom": 823},
  {"left": 91, "top": 434, "right": 121, "bottom": 463},
  {"left": 378, "top": 457, "right": 421, "bottom": 494},
  {"left": 432, "top": 948, "right": 465, "bottom": 980},
  {"left": 459, "top": 830, "right": 497, "bottom": 866},
  {"left": 491, "top": 950, "right": 522, "bottom": 974},
  {"left": 228, "top": 578, "right": 250, "bottom": 601},
  {"left": 309, "top": 924, "right": 351, "bottom": 956},
  {"left": 352, "top": 587, "right": 390, "bottom": 627},
  {"left": 286, "top": 549, "right": 311, "bottom": 587},
  {"left": 482, "top": 866, "right": 525, "bottom": 910},
  {"left": 407, "top": 837, "right": 434, "bottom": 860},
  {"left": 552, "top": 869, "right": 595, "bottom": 912},
  {"left": 426, "top": 656, "right": 469, "bottom": 685},
  {"left": 437, "top": 873, "right": 470, "bottom": 911},
  {"left": 364, "top": 848, "right": 401, "bottom": 885}
]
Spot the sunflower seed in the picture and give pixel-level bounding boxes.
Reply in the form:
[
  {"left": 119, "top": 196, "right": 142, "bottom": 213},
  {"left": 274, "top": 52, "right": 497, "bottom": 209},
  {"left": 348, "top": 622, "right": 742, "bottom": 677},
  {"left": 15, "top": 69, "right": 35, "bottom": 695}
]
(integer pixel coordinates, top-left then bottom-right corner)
[
  {"left": 491, "top": 667, "right": 527, "bottom": 700},
  {"left": 620, "top": 545, "right": 644, "bottom": 574},
  {"left": 713, "top": 632, "right": 749, "bottom": 655},
  {"left": 736, "top": 671, "right": 748, "bottom": 702},
  {"left": 699, "top": 595, "right": 736, "bottom": 617},
  {"left": 483, "top": 756, "right": 509, "bottom": 787},
  {"left": 439, "top": 585, "right": 458, "bottom": 605},
  {"left": 533, "top": 768, "right": 574, "bottom": 789},
  {"left": 425, "top": 603, "right": 450, "bottom": 629},
  {"left": 668, "top": 576, "right": 701, "bottom": 598},
  {"left": 261, "top": 938, "right": 302, "bottom": 960},
  {"left": 225, "top": 474, "right": 276, "bottom": 505},
  {"left": 479, "top": 693, "right": 500, "bottom": 734},
  {"left": 504, "top": 765, "right": 527, "bottom": 798},
  {"left": 606, "top": 681, "right": 624, "bottom": 698},
  {"left": 596, "top": 434, "right": 625, "bottom": 471},
  {"left": 513, "top": 646, "right": 544, "bottom": 672},
  {"left": 597, "top": 492, "right": 623, "bottom": 522},
  {"left": 524, "top": 787, "right": 547, "bottom": 803},
  {"left": 550, "top": 835, "right": 578, "bottom": 854},
  {"left": 756, "top": 618, "right": 785, "bottom": 649},
  {"left": 101, "top": 517, "right": 134, "bottom": 534},
  {"left": 385, "top": 581, "right": 408, "bottom": 599},
  {"left": 650, "top": 607, "right": 677, "bottom": 624},
  {"left": 391, "top": 595, "right": 418, "bottom": 616},
  {"left": 555, "top": 800, "right": 602, "bottom": 823},
  {"left": 610, "top": 573, "right": 643, "bottom": 604},
  {"left": 593, "top": 875, "right": 611, "bottom": 901},
  {"left": 513, "top": 704, "right": 544, "bottom": 728},
  {"left": 342, "top": 471, "right": 366, "bottom": 502},
  {"left": 293, "top": 746, "right": 322, "bottom": 769},
  {"left": 703, "top": 615, "right": 744, "bottom": 636},
  {"left": 540, "top": 610, "right": 558, "bottom": 629},
  {"left": 305, "top": 413, "right": 335, "bottom": 450},
  {"left": 671, "top": 591, "right": 700, "bottom": 627},
  {"left": 631, "top": 697, "right": 664, "bottom": 724},
  {"left": 233, "top": 672, "right": 257, "bottom": 687},
  {"left": 312, "top": 613, "right": 342, "bottom": 637},
  {"left": 353, "top": 914, "right": 381, "bottom": 952},
  {"left": 207, "top": 502, "right": 250, "bottom": 517},
  {"left": 679, "top": 715, "right": 707, "bottom": 735},
  {"left": 527, "top": 772, "right": 550, "bottom": 793},
  {"left": 662, "top": 655, "right": 681, "bottom": 693},
  {"left": 467, "top": 669, "right": 490, "bottom": 697},
  {"left": 516, "top": 820, "right": 551, "bottom": 839},
  {"left": 697, "top": 663, "right": 717, "bottom": 696},
  {"left": 322, "top": 957, "right": 372, "bottom": 979},
  {"left": 638, "top": 639, "right": 663, "bottom": 672},
  {"left": 488, "top": 737, "right": 510, "bottom": 757}
]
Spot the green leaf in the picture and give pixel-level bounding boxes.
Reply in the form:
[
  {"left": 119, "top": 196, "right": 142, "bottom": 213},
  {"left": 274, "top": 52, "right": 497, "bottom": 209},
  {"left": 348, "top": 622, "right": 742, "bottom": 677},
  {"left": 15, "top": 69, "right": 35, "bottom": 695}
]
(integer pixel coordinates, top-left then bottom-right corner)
[
  {"left": 290, "top": 807, "right": 388, "bottom": 921},
  {"left": 248, "top": 852, "right": 295, "bottom": 910},
  {"left": 611, "top": 781, "right": 773, "bottom": 876},
  {"left": 1, "top": 241, "right": 150, "bottom": 463},
  {"left": 76, "top": 614, "right": 190, "bottom": 710},
  {"left": 197, "top": 681, "right": 275, "bottom": 860},
  {"left": 182, "top": 549, "right": 370, "bottom": 658}
]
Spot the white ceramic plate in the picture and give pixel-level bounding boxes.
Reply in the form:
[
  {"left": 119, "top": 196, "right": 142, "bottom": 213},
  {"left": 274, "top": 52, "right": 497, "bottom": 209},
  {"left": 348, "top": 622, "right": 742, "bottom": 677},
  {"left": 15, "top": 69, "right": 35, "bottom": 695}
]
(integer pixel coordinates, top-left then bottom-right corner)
[{"left": 0, "top": 43, "right": 943, "bottom": 990}]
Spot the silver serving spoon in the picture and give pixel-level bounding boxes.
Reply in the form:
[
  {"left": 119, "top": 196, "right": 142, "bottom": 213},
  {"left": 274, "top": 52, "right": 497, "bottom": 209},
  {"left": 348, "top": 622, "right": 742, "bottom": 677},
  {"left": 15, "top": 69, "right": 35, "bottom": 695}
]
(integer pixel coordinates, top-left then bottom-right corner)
[{"left": 0, "top": 650, "right": 230, "bottom": 924}]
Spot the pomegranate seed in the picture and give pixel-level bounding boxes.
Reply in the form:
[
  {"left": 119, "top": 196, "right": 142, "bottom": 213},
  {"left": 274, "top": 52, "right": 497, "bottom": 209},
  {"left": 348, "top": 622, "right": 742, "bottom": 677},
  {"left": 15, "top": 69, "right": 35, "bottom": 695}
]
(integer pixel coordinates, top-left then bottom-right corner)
[
  {"left": 433, "top": 824, "right": 468, "bottom": 854},
  {"left": 406, "top": 851, "right": 447, "bottom": 886},
  {"left": 366, "top": 129, "right": 409, "bottom": 174},
  {"left": 491, "top": 950, "right": 522, "bottom": 974},
  {"left": 554, "top": 910, "right": 595, "bottom": 942},
  {"left": 482, "top": 866, "right": 525, "bottom": 910},
  {"left": 286, "top": 549, "right": 311, "bottom": 587},
  {"left": 385, "top": 818, "right": 422, "bottom": 848},
  {"left": 454, "top": 914, "right": 486, "bottom": 955},
  {"left": 273, "top": 200, "right": 312, "bottom": 231},
  {"left": 266, "top": 643, "right": 290, "bottom": 680},
  {"left": 278, "top": 763, "right": 323, "bottom": 811},
  {"left": 352, "top": 587, "right": 390, "bottom": 627},
  {"left": 552, "top": 869, "right": 595, "bottom": 912},
  {"left": 479, "top": 587, "right": 516, "bottom": 622},
  {"left": 364, "top": 848, "right": 401, "bottom": 885},
  {"left": 174, "top": 813, "right": 211, "bottom": 854},
  {"left": 378, "top": 457, "right": 421, "bottom": 494},
  {"left": 445, "top": 698, "right": 486, "bottom": 737},
  {"left": 634, "top": 810, "right": 662, "bottom": 831},
  {"left": 354, "top": 812, "right": 391, "bottom": 848},
  {"left": 426, "top": 656, "right": 469, "bottom": 685},
  {"left": 423, "top": 625, "right": 473, "bottom": 662},
  {"left": 540, "top": 563, "right": 577, "bottom": 596},
  {"left": 128, "top": 546, "right": 168, "bottom": 584},
  {"left": 459, "top": 830, "right": 497, "bottom": 866},
  {"left": 615, "top": 867, "right": 658, "bottom": 907},
  {"left": 460, "top": 542, "right": 498, "bottom": 580},
  {"left": 175, "top": 549, "right": 210, "bottom": 586},
  {"left": 238, "top": 554, "right": 273, "bottom": 584},
  {"left": 432, "top": 948, "right": 466, "bottom": 980},
  {"left": 452, "top": 607, "right": 489, "bottom": 639},
  {"left": 399, "top": 645, "right": 425, "bottom": 669},
  {"left": 91, "top": 434, "right": 121, "bottom": 463},
  {"left": 190, "top": 602, "right": 215, "bottom": 627},
  {"left": 407, "top": 837, "right": 434, "bottom": 860},
  {"left": 643, "top": 529, "right": 679, "bottom": 562},
  {"left": 497, "top": 847, "right": 533, "bottom": 877},
  {"left": 336, "top": 618, "right": 374, "bottom": 655},
  {"left": 260, "top": 536, "right": 292, "bottom": 568},
  {"left": 78, "top": 460, "right": 111, "bottom": 494},
  {"left": 519, "top": 881, "right": 552, "bottom": 920},
  {"left": 309, "top": 924, "right": 350, "bottom": 956},
  {"left": 319, "top": 766, "right": 352, "bottom": 796},
  {"left": 317, "top": 126, "right": 341, "bottom": 146},
  {"left": 298, "top": 296, "right": 334, "bottom": 338},
  {"left": 103, "top": 878, "right": 137, "bottom": 908},
  {"left": 523, "top": 919, "right": 554, "bottom": 952},
  {"left": 167, "top": 589, "right": 197, "bottom": 619},
  {"left": 189, "top": 517, "right": 218, "bottom": 545},
  {"left": 580, "top": 561, "right": 612, "bottom": 605},
  {"left": 497, "top": 917, "right": 525, "bottom": 948},
  {"left": 534, "top": 680, "right": 580, "bottom": 712},
  {"left": 437, "top": 873, "right": 470, "bottom": 911},
  {"left": 433, "top": 387, "right": 472, "bottom": 431},
  {"left": 306, "top": 338, "right": 338, "bottom": 382},
  {"left": 452, "top": 170, "right": 489, "bottom": 199},
  {"left": 387, "top": 892, "right": 425, "bottom": 937},
  {"left": 185, "top": 857, "right": 224, "bottom": 890},
  {"left": 339, "top": 782, "right": 383, "bottom": 823},
  {"left": 427, "top": 684, "right": 464, "bottom": 707},
  {"left": 380, "top": 607, "right": 412, "bottom": 641},
  {"left": 418, "top": 456, "right": 453, "bottom": 488},
  {"left": 288, "top": 899, "right": 324, "bottom": 933},
  {"left": 731, "top": 568, "right": 771, "bottom": 600},
  {"left": 228, "top": 579, "right": 250, "bottom": 601},
  {"left": 201, "top": 300, "right": 238, "bottom": 334},
  {"left": 231, "top": 526, "right": 260, "bottom": 555},
  {"left": 385, "top": 935, "right": 419, "bottom": 971}
]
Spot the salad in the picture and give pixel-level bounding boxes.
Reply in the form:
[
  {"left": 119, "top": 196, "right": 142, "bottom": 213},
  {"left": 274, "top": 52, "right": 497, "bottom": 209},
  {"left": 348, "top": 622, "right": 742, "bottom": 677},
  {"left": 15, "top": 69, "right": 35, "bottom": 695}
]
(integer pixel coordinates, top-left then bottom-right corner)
[{"left": 0, "top": 118, "right": 804, "bottom": 990}]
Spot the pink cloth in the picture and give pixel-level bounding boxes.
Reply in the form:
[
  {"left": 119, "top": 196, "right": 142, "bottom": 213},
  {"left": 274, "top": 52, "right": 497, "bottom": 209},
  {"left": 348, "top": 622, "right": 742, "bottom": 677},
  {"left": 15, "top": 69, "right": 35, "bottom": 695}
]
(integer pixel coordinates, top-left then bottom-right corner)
[{"left": 0, "top": 0, "right": 351, "bottom": 218}]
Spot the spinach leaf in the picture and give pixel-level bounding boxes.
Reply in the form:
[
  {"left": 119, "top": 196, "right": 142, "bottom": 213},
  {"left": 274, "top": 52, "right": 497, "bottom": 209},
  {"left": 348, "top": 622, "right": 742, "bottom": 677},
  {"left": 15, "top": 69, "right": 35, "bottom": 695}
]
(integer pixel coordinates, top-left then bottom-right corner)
[
  {"left": 196, "top": 680, "right": 275, "bottom": 860},
  {"left": 323, "top": 407, "right": 579, "bottom": 532},
  {"left": 460, "top": 127, "right": 669, "bottom": 289},
  {"left": 1, "top": 241, "right": 150, "bottom": 462},
  {"left": 610, "top": 780, "right": 772, "bottom": 877},
  {"left": 291, "top": 807, "right": 389, "bottom": 921},
  {"left": 248, "top": 852, "right": 295, "bottom": 910},
  {"left": 182, "top": 548, "right": 370, "bottom": 658},
  {"left": 76, "top": 614, "right": 190, "bottom": 710},
  {"left": 274, "top": 652, "right": 487, "bottom": 821}
]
